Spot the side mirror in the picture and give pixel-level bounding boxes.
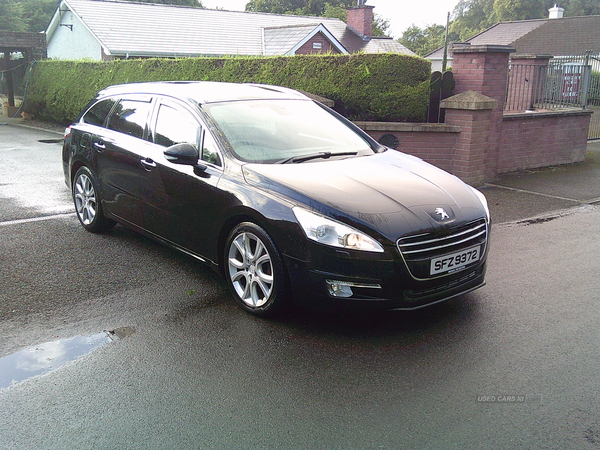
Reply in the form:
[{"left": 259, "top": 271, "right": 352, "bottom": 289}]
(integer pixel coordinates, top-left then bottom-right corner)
[{"left": 164, "top": 143, "right": 199, "bottom": 166}]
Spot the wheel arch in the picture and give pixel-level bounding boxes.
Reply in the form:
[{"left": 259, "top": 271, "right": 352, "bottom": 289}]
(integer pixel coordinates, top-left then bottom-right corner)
[{"left": 217, "top": 210, "right": 266, "bottom": 275}]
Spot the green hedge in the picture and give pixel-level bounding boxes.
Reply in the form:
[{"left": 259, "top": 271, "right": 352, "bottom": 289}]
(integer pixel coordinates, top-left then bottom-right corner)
[{"left": 23, "top": 53, "right": 430, "bottom": 124}]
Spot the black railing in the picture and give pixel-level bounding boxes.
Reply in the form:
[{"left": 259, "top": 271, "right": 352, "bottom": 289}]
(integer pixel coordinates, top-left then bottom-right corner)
[{"left": 506, "top": 62, "right": 591, "bottom": 111}]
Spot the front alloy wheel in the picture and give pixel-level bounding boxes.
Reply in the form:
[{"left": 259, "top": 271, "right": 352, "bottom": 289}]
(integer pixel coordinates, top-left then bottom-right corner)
[{"left": 225, "top": 223, "right": 288, "bottom": 316}]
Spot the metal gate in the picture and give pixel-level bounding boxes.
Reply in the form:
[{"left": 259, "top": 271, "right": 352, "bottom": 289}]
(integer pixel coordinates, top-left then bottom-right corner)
[{"left": 428, "top": 71, "right": 454, "bottom": 123}]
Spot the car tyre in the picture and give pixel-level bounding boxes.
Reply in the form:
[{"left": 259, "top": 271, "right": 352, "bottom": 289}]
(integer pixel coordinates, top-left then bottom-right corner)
[
  {"left": 225, "top": 222, "right": 288, "bottom": 317},
  {"left": 72, "top": 166, "right": 115, "bottom": 233}
]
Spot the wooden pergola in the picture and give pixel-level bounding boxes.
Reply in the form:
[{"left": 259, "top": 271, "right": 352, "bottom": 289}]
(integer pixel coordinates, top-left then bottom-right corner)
[{"left": 0, "top": 31, "right": 46, "bottom": 112}]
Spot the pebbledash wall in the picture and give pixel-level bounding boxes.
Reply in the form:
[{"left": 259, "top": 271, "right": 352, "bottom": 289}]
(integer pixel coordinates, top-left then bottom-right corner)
[{"left": 356, "top": 44, "right": 593, "bottom": 186}]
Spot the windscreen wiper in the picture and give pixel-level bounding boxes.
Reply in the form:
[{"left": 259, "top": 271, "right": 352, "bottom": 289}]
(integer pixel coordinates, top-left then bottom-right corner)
[{"left": 279, "top": 151, "right": 358, "bottom": 164}]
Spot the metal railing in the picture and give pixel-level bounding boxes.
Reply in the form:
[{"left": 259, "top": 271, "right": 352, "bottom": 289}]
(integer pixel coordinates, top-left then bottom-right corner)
[{"left": 505, "top": 61, "right": 591, "bottom": 112}]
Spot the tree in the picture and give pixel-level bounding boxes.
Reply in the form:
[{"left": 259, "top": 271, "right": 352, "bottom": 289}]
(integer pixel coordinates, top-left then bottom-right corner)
[
  {"left": 245, "top": 0, "right": 390, "bottom": 35},
  {"left": 0, "top": 0, "right": 26, "bottom": 32},
  {"left": 449, "top": 0, "right": 496, "bottom": 40},
  {"left": 372, "top": 14, "right": 391, "bottom": 37},
  {"left": 563, "top": 0, "right": 600, "bottom": 16},
  {"left": 399, "top": 24, "right": 450, "bottom": 56},
  {"left": 21, "top": 0, "right": 56, "bottom": 32},
  {"left": 133, "top": 0, "right": 203, "bottom": 6},
  {"left": 493, "top": 0, "right": 551, "bottom": 22}
]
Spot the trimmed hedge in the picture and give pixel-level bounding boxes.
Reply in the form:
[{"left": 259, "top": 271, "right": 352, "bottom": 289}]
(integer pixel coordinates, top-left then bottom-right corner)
[{"left": 23, "top": 54, "right": 430, "bottom": 124}]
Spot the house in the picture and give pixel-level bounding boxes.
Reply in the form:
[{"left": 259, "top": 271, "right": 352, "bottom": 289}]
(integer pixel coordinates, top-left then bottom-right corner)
[
  {"left": 45, "top": 0, "right": 413, "bottom": 61},
  {"left": 426, "top": 5, "right": 600, "bottom": 71}
]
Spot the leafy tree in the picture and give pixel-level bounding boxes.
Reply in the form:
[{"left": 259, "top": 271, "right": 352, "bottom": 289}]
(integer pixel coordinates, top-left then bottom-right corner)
[
  {"left": 21, "top": 0, "right": 56, "bottom": 32},
  {"left": 245, "top": 0, "right": 390, "bottom": 35},
  {"left": 245, "top": 0, "right": 311, "bottom": 14},
  {"left": 398, "top": 0, "right": 600, "bottom": 58},
  {"left": 449, "top": 0, "right": 496, "bottom": 40},
  {"left": 493, "top": 0, "right": 551, "bottom": 22},
  {"left": 134, "top": 0, "right": 203, "bottom": 6},
  {"left": 372, "top": 14, "right": 391, "bottom": 37},
  {"left": 0, "top": 0, "right": 26, "bottom": 32},
  {"left": 399, "top": 24, "right": 454, "bottom": 56},
  {"left": 563, "top": 0, "right": 600, "bottom": 16}
]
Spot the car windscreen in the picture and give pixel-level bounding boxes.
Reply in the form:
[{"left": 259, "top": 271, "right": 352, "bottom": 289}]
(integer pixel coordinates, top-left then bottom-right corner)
[{"left": 203, "top": 99, "right": 373, "bottom": 164}]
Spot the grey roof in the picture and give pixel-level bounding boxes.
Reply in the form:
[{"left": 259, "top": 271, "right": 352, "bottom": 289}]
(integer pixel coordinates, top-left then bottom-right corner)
[
  {"left": 426, "top": 15, "right": 600, "bottom": 60},
  {"left": 51, "top": 0, "right": 413, "bottom": 57},
  {"left": 512, "top": 15, "right": 600, "bottom": 55},
  {"left": 263, "top": 24, "right": 347, "bottom": 56}
]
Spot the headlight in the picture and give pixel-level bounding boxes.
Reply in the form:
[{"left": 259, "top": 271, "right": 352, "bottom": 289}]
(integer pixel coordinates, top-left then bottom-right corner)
[
  {"left": 471, "top": 187, "right": 490, "bottom": 222},
  {"left": 292, "top": 207, "right": 384, "bottom": 253}
]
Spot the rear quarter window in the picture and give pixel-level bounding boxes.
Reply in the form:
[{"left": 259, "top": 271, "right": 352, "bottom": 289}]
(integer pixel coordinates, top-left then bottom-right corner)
[
  {"left": 82, "top": 98, "right": 117, "bottom": 127},
  {"left": 107, "top": 98, "right": 153, "bottom": 140}
]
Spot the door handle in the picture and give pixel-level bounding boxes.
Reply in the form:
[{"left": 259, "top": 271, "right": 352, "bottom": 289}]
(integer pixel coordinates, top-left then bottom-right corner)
[
  {"left": 93, "top": 141, "right": 105, "bottom": 151},
  {"left": 141, "top": 158, "right": 157, "bottom": 170}
]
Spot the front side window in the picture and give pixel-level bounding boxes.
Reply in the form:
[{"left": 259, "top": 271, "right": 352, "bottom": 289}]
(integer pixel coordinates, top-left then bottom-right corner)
[
  {"left": 82, "top": 98, "right": 117, "bottom": 127},
  {"left": 154, "top": 103, "right": 201, "bottom": 148},
  {"left": 201, "top": 131, "right": 222, "bottom": 167},
  {"left": 107, "top": 98, "right": 153, "bottom": 140}
]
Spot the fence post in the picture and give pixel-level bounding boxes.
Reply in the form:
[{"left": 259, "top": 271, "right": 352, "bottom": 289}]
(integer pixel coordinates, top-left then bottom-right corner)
[
  {"left": 450, "top": 44, "right": 514, "bottom": 181},
  {"left": 441, "top": 91, "right": 498, "bottom": 186}
]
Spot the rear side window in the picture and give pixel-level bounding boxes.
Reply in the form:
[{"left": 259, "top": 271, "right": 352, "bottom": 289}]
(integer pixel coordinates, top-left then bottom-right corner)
[
  {"left": 107, "top": 98, "right": 153, "bottom": 140},
  {"left": 82, "top": 98, "right": 117, "bottom": 127}
]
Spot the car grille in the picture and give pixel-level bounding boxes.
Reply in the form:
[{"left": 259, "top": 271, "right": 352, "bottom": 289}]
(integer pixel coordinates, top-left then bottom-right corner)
[
  {"left": 396, "top": 219, "right": 488, "bottom": 280},
  {"left": 406, "top": 269, "right": 479, "bottom": 298}
]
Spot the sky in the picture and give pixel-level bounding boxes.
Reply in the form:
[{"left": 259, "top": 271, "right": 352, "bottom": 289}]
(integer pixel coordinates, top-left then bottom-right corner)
[{"left": 201, "top": 0, "right": 460, "bottom": 39}]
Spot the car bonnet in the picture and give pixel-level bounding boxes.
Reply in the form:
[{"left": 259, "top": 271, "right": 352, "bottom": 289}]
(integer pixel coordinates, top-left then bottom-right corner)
[{"left": 241, "top": 151, "right": 487, "bottom": 240}]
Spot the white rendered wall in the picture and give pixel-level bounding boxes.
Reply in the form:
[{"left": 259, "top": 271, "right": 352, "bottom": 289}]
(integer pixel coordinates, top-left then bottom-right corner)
[{"left": 47, "top": 11, "right": 104, "bottom": 60}]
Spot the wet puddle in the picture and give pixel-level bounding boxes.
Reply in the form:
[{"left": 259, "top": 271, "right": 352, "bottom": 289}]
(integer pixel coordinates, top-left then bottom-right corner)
[{"left": 0, "top": 327, "right": 135, "bottom": 390}]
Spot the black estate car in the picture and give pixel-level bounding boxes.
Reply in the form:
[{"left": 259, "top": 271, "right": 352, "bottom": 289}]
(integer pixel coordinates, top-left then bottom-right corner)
[{"left": 63, "top": 81, "right": 490, "bottom": 316}]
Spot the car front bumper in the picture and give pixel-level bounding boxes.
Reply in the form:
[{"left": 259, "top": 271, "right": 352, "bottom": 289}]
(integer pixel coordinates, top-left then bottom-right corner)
[{"left": 283, "top": 245, "right": 488, "bottom": 311}]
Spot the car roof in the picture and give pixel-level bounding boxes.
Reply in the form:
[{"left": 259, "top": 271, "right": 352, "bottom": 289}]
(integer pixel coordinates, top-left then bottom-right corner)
[{"left": 97, "top": 81, "right": 310, "bottom": 104}]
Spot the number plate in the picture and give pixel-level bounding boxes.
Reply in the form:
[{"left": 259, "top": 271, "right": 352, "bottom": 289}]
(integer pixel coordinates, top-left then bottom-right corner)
[{"left": 430, "top": 246, "right": 481, "bottom": 275}]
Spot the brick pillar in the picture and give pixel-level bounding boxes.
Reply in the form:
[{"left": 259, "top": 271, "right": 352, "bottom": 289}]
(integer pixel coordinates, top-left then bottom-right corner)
[
  {"left": 451, "top": 44, "right": 514, "bottom": 181},
  {"left": 506, "top": 54, "right": 552, "bottom": 112},
  {"left": 441, "top": 91, "right": 498, "bottom": 186}
]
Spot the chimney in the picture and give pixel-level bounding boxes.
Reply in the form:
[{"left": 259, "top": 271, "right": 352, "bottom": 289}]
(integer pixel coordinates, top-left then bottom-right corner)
[
  {"left": 548, "top": 4, "right": 564, "bottom": 19},
  {"left": 347, "top": 4, "right": 375, "bottom": 37}
]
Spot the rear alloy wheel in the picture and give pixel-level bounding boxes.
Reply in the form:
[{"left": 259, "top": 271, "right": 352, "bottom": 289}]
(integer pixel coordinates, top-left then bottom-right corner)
[
  {"left": 225, "top": 223, "right": 288, "bottom": 316},
  {"left": 73, "top": 166, "right": 115, "bottom": 233}
]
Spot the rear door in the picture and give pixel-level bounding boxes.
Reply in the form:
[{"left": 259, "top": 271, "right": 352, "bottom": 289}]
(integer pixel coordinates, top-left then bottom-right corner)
[{"left": 97, "top": 95, "right": 155, "bottom": 226}]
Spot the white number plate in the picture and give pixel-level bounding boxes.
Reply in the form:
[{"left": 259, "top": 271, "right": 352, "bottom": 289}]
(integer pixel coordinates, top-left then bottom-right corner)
[{"left": 430, "top": 246, "right": 481, "bottom": 275}]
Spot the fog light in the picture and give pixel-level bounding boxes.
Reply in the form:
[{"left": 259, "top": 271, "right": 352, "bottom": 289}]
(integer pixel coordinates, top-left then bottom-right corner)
[
  {"left": 326, "top": 280, "right": 354, "bottom": 298},
  {"left": 325, "top": 280, "right": 382, "bottom": 298}
]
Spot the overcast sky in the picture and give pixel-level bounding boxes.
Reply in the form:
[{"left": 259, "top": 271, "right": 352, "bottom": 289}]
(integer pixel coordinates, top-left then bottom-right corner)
[{"left": 201, "top": 0, "right": 460, "bottom": 39}]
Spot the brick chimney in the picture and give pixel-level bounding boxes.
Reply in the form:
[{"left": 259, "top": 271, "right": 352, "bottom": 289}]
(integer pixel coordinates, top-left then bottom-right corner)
[{"left": 347, "top": 4, "right": 374, "bottom": 37}]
